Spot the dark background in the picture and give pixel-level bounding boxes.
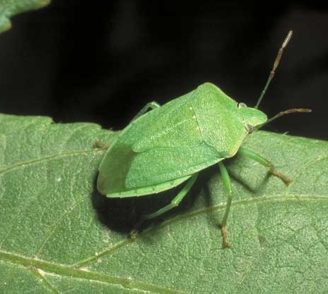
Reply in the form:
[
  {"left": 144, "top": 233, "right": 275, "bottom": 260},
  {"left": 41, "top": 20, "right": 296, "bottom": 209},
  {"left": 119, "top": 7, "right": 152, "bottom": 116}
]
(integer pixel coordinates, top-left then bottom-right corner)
[{"left": 0, "top": 0, "right": 327, "bottom": 139}]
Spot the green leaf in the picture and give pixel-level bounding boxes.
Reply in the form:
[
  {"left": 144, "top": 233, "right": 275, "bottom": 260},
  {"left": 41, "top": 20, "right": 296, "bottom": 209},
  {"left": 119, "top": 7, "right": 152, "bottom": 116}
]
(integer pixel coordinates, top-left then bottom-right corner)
[
  {"left": 0, "top": 113, "right": 327, "bottom": 293},
  {"left": 0, "top": 0, "right": 50, "bottom": 33}
]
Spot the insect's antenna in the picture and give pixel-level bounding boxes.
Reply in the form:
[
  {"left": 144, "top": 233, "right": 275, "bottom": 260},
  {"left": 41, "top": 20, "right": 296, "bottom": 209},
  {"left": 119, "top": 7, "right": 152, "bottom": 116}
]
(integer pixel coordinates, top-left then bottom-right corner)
[
  {"left": 255, "top": 30, "right": 293, "bottom": 109},
  {"left": 256, "top": 108, "right": 311, "bottom": 130}
]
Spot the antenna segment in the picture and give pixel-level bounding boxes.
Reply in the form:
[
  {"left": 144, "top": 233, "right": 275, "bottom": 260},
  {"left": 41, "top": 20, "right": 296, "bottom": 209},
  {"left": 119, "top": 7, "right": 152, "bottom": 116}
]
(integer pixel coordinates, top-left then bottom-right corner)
[{"left": 255, "top": 30, "right": 293, "bottom": 109}]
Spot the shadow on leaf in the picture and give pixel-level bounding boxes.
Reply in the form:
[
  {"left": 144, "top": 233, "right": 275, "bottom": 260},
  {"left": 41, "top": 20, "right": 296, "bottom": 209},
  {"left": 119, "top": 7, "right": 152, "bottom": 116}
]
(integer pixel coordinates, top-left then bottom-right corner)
[{"left": 91, "top": 171, "right": 210, "bottom": 235}]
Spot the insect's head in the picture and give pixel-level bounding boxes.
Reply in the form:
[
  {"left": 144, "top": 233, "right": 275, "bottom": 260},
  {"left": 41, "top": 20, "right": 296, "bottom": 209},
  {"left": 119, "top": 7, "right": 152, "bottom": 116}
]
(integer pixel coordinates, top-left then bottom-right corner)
[
  {"left": 237, "top": 102, "right": 267, "bottom": 132},
  {"left": 238, "top": 102, "right": 311, "bottom": 133}
]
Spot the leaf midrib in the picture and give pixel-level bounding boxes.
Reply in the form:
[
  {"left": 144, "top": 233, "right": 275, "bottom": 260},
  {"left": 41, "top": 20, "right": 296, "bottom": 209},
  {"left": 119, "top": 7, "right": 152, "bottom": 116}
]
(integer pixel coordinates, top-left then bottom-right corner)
[{"left": 0, "top": 249, "right": 184, "bottom": 294}]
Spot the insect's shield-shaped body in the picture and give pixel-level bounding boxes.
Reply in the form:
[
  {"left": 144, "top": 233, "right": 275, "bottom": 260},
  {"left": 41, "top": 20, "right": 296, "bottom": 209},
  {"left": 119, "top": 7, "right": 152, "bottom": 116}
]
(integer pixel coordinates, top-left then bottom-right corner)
[
  {"left": 97, "top": 82, "right": 267, "bottom": 198},
  {"left": 96, "top": 31, "right": 302, "bottom": 248}
]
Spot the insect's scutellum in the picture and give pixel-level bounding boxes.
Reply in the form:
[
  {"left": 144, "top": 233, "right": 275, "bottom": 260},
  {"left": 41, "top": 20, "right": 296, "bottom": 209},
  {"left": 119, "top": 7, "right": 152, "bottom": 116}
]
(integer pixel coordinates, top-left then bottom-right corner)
[{"left": 97, "top": 30, "right": 311, "bottom": 248}]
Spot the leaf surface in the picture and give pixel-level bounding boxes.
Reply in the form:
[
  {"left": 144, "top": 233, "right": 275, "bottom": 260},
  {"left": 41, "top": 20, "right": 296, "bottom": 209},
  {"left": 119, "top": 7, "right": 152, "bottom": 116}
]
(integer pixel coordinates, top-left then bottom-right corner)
[
  {"left": 0, "top": 113, "right": 327, "bottom": 293},
  {"left": 0, "top": 0, "right": 50, "bottom": 33}
]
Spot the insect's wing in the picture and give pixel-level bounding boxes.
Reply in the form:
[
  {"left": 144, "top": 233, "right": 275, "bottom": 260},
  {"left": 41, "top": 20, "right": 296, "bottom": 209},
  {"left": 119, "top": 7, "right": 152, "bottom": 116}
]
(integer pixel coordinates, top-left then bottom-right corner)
[
  {"left": 98, "top": 83, "right": 246, "bottom": 198},
  {"left": 130, "top": 142, "right": 223, "bottom": 182},
  {"left": 97, "top": 141, "right": 223, "bottom": 197},
  {"left": 98, "top": 87, "right": 223, "bottom": 197}
]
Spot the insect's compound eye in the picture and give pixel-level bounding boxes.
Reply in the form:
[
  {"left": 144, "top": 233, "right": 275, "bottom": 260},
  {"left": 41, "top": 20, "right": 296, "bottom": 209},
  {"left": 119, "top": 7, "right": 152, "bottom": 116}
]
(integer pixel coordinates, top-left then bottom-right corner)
[{"left": 238, "top": 102, "right": 247, "bottom": 108}]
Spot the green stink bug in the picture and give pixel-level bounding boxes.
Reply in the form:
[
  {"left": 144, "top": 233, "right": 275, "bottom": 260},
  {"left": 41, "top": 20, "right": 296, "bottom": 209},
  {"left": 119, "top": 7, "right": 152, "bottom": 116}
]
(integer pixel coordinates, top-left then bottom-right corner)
[{"left": 97, "top": 31, "right": 310, "bottom": 247}]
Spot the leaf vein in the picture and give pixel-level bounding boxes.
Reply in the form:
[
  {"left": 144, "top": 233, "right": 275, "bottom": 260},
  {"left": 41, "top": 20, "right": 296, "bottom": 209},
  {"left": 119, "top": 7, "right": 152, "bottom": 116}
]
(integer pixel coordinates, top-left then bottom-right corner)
[
  {"left": 0, "top": 249, "right": 185, "bottom": 294},
  {"left": 0, "top": 149, "right": 102, "bottom": 175}
]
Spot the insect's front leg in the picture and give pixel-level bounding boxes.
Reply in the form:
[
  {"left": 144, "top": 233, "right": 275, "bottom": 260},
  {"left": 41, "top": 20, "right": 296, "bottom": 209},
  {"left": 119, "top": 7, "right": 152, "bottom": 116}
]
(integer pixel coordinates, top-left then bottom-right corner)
[
  {"left": 129, "top": 174, "right": 198, "bottom": 239},
  {"left": 218, "top": 162, "right": 233, "bottom": 248},
  {"left": 144, "top": 173, "right": 198, "bottom": 219},
  {"left": 238, "top": 147, "right": 291, "bottom": 185},
  {"left": 132, "top": 101, "right": 161, "bottom": 121}
]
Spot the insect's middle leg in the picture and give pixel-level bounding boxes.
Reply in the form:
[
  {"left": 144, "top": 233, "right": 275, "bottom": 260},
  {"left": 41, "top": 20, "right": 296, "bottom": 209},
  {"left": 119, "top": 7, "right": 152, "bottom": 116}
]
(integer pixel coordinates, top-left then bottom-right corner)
[
  {"left": 132, "top": 101, "right": 161, "bottom": 121},
  {"left": 238, "top": 147, "right": 291, "bottom": 185},
  {"left": 218, "top": 162, "right": 233, "bottom": 248},
  {"left": 144, "top": 174, "right": 198, "bottom": 220}
]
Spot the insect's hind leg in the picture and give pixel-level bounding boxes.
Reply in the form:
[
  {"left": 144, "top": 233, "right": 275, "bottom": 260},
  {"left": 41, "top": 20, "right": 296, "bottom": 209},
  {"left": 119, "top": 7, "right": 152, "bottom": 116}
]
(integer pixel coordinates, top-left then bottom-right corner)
[
  {"left": 238, "top": 147, "right": 291, "bottom": 185},
  {"left": 143, "top": 173, "right": 198, "bottom": 220},
  {"left": 218, "top": 162, "right": 233, "bottom": 248},
  {"left": 132, "top": 101, "right": 161, "bottom": 121}
]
